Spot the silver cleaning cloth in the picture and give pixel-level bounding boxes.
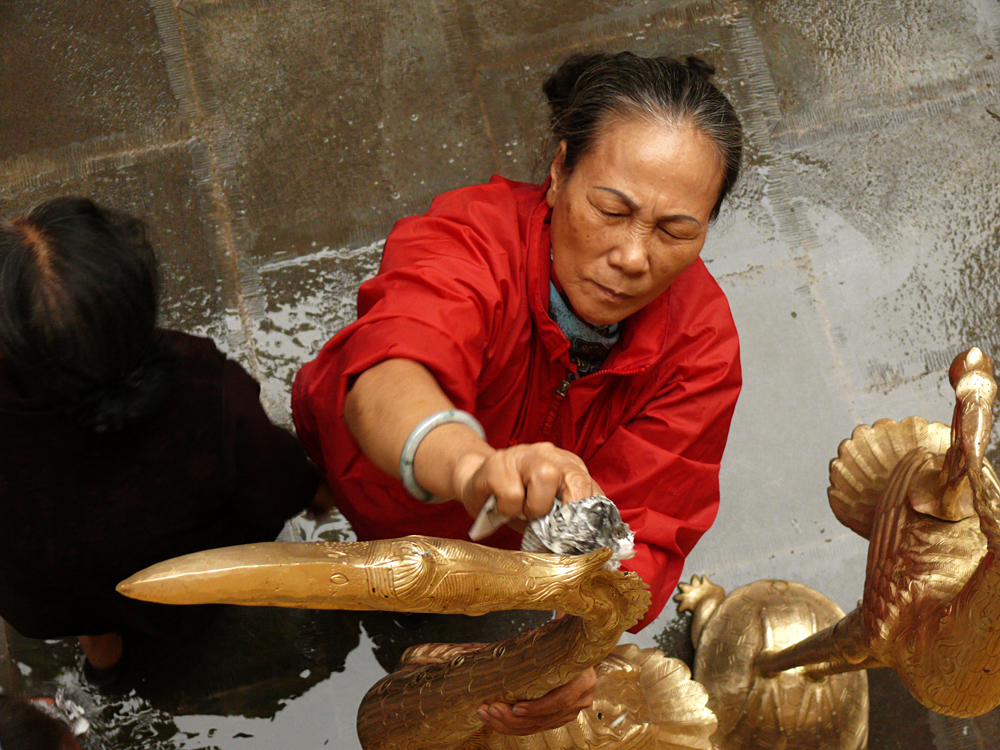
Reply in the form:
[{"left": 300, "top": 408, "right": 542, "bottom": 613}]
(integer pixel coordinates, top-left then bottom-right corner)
[{"left": 520, "top": 494, "right": 635, "bottom": 569}]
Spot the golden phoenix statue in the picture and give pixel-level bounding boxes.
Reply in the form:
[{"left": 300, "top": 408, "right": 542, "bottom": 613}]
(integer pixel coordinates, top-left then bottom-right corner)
[
  {"left": 678, "top": 347, "right": 1000, "bottom": 749},
  {"left": 119, "top": 536, "right": 717, "bottom": 750}
]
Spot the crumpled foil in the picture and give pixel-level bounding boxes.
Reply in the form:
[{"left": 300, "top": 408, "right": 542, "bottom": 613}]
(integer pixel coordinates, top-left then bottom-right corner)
[{"left": 520, "top": 495, "right": 635, "bottom": 570}]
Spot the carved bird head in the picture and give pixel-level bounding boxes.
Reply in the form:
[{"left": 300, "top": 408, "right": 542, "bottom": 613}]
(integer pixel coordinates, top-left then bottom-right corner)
[
  {"left": 944, "top": 347, "right": 997, "bottom": 481},
  {"left": 905, "top": 348, "right": 998, "bottom": 522}
]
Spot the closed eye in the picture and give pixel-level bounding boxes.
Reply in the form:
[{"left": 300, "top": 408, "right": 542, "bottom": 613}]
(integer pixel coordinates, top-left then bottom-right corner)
[{"left": 658, "top": 224, "right": 698, "bottom": 240}]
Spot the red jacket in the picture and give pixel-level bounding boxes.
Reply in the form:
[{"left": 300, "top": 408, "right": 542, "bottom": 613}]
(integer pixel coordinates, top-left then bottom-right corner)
[{"left": 292, "top": 176, "right": 741, "bottom": 630}]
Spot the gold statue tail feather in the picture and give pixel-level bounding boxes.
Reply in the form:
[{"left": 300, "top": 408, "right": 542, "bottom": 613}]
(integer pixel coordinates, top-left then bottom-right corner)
[{"left": 828, "top": 416, "right": 950, "bottom": 538}]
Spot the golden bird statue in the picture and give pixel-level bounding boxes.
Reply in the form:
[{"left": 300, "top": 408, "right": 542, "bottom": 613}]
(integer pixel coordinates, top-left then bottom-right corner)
[
  {"left": 119, "top": 535, "right": 717, "bottom": 750},
  {"left": 672, "top": 347, "right": 1000, "bottom": 750},
  {"left": 751, "top": 346, "right": 1000, "bottom": 717}
]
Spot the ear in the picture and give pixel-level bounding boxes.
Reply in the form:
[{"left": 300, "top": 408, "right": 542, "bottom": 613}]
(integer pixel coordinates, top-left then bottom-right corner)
[{"left": 546, "top": 141, "right": 568, "bottom": 208}]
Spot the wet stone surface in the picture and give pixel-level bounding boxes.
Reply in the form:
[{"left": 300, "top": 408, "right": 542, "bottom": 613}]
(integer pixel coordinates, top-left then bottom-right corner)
[
  {"left": 189, "top": 0, "right": 500, "bottom": 259},
  {"left": 2, "top": 0, "right": 1000, "bottom": 748},
  {"left": 252, "top": 241, "right": 384, "bottom": 423},
  {"left": 0, "top": 1, "right": 179, "bottom": 161}
]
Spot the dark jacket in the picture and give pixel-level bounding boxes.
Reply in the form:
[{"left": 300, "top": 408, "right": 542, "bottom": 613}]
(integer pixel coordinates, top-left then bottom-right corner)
[{"left": 0, "top": 329, "right": 319, "bottom": 639}]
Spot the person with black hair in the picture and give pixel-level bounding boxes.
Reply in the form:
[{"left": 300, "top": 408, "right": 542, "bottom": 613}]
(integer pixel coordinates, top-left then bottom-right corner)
[
  {"left": 0, "top": 694, "right": 82, "bottom": 750},
  {"left": 293, "top": 51, "right": 744, "bottom": 734},
  {"left": 0, "top": 197, "right": 324, "bottom": 678}
]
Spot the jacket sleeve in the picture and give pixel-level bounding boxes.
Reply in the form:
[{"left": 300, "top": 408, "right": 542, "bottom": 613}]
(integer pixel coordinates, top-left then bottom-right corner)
[
  {"left": 292, "top": 188, "right": 521, "bottom": 493},
  {"left": 586, "top": 292, "right": 741, "bottom": 632},
  {"left": 342, "top": 212, "right": 509, "bottom": 409},
  {"left": 223, "top": 359, "right": 320, "bottom": 533}
]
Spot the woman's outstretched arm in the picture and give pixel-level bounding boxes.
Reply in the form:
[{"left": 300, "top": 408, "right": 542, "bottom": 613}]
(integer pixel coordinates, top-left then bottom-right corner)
[{"left": 344, "top": 358, "right": 602, "bottom": 522}]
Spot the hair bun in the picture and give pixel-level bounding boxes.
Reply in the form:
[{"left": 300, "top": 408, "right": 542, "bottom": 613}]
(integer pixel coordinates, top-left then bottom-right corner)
[
  {"left": 684, "top": 56, "right": 716, "bottom": 80},
  {"left": 542, "top": 52, "right": 613, "bottom": 122}
]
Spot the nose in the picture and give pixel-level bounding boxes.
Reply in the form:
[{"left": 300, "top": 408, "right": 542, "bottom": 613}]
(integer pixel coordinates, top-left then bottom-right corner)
[{"left": 607, "top": 230, "right": 648, "bottom": 276}]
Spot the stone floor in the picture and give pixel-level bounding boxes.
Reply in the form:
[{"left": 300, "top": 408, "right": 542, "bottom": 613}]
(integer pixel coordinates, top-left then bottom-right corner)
[{"left": 2, "top": 0, "right": 1000, "bottom": 748}]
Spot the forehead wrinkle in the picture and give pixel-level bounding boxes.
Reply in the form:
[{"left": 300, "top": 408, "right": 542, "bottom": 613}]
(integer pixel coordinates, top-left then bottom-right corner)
[
  {"left": 588, "top": 116, "right": 723, "bottom": 219},
  {"left": 598, "top": 107, "right": 727, "bottom": 182}
]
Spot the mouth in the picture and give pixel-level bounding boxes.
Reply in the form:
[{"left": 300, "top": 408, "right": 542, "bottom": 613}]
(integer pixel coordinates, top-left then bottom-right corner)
[{"left": 590, "top": 280, "right": 634, "bottom": 301}]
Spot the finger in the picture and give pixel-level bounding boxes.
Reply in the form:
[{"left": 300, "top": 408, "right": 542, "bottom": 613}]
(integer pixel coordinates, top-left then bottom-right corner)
[
  {"left": 512, "top": 696, "right": 593, "bottom": 721},
  {"left": 473, "top": 456, "right": 526, "bottom": 519},
  {"left": 535, "top": 449, "right": 596, "bottom": 504},
  {"left": 476, "top": 704, "right": 580, "bottom": 735},
  {"left": 491, "top": 482, "right": 528, "bottom": 519},
  {"left": 477, "top": 703, "right": 541, "bottom": 735},
  {"left": 523, "top": 462, "right": 561, "bottom": 519},
  {"left": 509, "top": 668, "right": 596, "bottom": 716},
  {"left": 533, "top": 707, "right": 588, "bottom": 730},
  {"left": 483, "top": 715, "right": 581, "bottom": 735},
  {"left": 559, "top": 466, "right": 602, "bottom": 504}
]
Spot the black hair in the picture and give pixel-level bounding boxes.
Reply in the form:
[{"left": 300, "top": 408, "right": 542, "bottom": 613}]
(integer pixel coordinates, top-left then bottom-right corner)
[
  {"left": 0, "top": 695, "right": 76, "bottom": 750},
  {"left": 542, "top": 51, "right": 743, "bottom": 220},
  {"left": 0, "top": 197, "right": 174, "bottom": 432}
]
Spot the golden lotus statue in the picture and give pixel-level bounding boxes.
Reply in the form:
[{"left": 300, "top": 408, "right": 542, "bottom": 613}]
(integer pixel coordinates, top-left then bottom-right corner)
[
  {"left": 678, "top": 347, "right": 1000, "bottom": 749},
  {"left": 119, "top": 535, "right": 717, "bottom": 750}
]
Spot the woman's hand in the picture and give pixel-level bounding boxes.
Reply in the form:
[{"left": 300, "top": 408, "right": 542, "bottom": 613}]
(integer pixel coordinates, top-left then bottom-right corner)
[
  {"left": 344, "top": 359, "right": 602, "bottom": 521},
  {"left": 448, "top": 441, "right": 603, "bottom": 521},
  {"left": 476, "top": 667, "right": 597, "bottom": 735},
  {"left": 306, "top": 481, "right": 336, "bottom": 516}
]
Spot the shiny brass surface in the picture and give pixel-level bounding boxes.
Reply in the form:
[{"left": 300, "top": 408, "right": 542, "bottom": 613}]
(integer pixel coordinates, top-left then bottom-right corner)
[
  {"left": 754, "top": 348, "right": 1000, "bottom": 718},
  {"left": 675, "top": 347, "right": 1000, "bottom": 747},
  {"left": 676, "top": 576, "right": 868, "bottom": 750},
  {"left": 678, "top": 347, "right": 1000, "bottom": 750},
  {"left": 120, "top": 536, "right": 715, "bottom": 749},
  {"left": 457, "top": 644, "right": 716, "bottom": 750}
]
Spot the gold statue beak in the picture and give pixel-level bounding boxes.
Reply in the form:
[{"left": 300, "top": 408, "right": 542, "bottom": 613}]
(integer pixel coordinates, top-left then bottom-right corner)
[
  {"left": 949, "top": 347, "right": 997, "bottom": 475},
  {"left": 117, "top": 542, "right": 355, "bottom": 609}
]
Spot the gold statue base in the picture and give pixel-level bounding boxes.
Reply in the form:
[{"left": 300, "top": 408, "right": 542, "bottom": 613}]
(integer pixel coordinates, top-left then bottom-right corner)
[{"left": 677, "top": 577, "right": 868, "bottom": 750}]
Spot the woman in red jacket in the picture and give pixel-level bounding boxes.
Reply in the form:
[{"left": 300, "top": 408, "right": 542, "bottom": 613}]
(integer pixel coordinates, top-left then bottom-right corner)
[{"left": 293, "top": 51, "right": 743, "bottom": 734}]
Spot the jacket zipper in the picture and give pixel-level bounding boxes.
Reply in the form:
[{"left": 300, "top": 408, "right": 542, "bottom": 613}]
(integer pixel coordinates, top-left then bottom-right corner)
[
  {"left": 539, "top": 364, "right": 648, "bottom": 447},
  {"left": 540, "top": 374, "right": 574, "bottom": 439}
]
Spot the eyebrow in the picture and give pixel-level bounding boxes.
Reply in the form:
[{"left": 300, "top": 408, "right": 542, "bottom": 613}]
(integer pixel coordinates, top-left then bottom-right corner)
[{"left": 594, "top": 187, "right": 702, "bottom": 227}]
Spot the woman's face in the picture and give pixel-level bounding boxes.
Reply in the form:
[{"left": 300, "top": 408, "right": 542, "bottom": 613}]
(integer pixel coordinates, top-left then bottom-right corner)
[{"left": 547, "top": 117, "right": 724, "bottom": 327}]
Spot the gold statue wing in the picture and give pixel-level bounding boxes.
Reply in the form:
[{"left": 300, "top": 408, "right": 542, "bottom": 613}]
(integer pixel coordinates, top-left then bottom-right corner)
[
  {"left": 828, "top": 417, "right": 950, "bottom": 539},
  {"left": 624, "top": 645, "right": 717, "bottom": 749},
  {"left": 860, "top": 449, "right": 987, "bottom": 654},
  {"left": 477, "top": 644, "right": 716, "bottom": 750}
]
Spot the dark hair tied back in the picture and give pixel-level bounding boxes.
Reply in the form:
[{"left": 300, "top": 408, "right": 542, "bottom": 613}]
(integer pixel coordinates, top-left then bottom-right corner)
[
  {"left": 0, "top": 197, "right": 174, "bottom": 432},
  {"left": 543, "top": 50, "right": 743, "bottom": 220},
  {"left": 683, "top": 55, "right": 716, "bottom": 80}
]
